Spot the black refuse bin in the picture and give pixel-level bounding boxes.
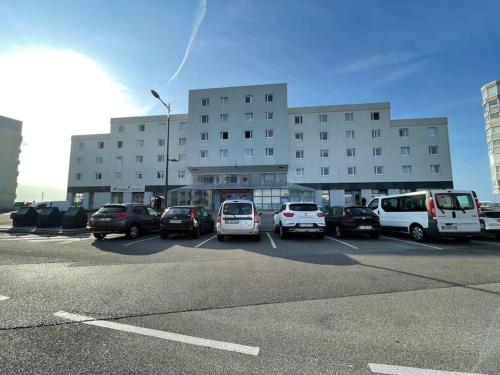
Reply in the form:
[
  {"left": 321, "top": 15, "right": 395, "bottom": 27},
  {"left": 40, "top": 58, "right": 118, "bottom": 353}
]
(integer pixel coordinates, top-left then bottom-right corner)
[
  {"left": 36, "top": 207, "right": 62, "bottom": 228},
  {"left": 12, "top": 207, "right": 38, "bottom": 227},
  {"left": 62, "top": 206, "right": 88, "bottom": 229}
]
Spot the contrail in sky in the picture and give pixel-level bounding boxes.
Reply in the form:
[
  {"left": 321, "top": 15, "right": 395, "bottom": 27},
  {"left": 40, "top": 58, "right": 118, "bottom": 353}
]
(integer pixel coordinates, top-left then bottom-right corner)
[{"left": 163, "top": 0, "right": 207, "bottom": 86}]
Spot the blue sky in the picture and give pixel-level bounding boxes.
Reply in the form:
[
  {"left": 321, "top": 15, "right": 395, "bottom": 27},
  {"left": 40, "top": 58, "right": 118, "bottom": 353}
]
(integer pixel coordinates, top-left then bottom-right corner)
[{"left": 0, "top": 0, "right": 499, "bottom": 200}]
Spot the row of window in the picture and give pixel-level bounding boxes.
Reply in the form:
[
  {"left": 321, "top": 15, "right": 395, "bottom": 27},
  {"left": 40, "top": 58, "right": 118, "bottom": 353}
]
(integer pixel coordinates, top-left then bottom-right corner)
[
  {"left": 485, "top": 111, "right": 500, "bottom": 124},
  {"left": 76, "top": 170, "right": 187, "bottom": 181},
  {"left": 201, "top": 111, "right": 274, "bottom": 123},
  {"left": 294, "top": 112, "right": 380, "bottom": 124},
  {"left": 482, "top": 85, "right": 498, "bottom": 100},
  {"left": 293, "top": 164, "right": 442, "bottom": 177},
  {"left": 292, "top": 146, "right": 440, "bottom": 159},
  {"left": 201, "top": 93, "right": 273, "bottom": 107}
]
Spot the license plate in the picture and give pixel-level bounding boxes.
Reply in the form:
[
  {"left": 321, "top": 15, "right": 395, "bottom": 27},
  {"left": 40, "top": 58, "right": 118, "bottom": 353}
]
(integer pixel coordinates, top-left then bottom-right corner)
[
  {"left": 358, "top": 226, "right": 372, "bottom": 230},
  {"left": 442, "top": 224, "right": 458, "bottom": 230},
  {"left": 225, "top": 219, "right": 238, "bottom": 224},
  {"left": 169, "top": 220, "right": 182, "bottom": 224},
  {"left": 98, "top": 218, "right": 111, "bottom": 221},
  {"left": 300, "top": 223, "right": 313, "bottom": 227}
]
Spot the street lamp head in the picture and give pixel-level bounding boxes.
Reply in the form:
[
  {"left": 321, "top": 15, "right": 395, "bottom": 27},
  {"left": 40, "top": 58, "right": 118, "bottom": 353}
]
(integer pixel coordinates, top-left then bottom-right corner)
[{"left": 151, "top": 89, "right": 160, "bottom": 99}]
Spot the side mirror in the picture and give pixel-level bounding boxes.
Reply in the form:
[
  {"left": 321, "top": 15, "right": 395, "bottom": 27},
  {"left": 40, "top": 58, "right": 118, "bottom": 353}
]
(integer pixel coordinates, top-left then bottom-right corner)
[{"left": 274, "top": 210, "right": 278, "bottom": 215}]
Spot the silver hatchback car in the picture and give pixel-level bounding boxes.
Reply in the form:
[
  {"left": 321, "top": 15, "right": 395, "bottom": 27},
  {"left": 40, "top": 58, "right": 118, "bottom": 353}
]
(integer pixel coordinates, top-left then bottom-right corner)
[{"left": 216, "top": 200, "right": 261, "bottom": 241}]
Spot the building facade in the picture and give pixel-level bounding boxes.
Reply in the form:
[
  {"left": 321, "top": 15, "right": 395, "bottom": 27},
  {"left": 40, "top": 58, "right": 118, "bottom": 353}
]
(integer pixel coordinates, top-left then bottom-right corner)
[
  {"left": 0, "top": 115, "right": 23, "bottom": 209},
  {"left": 67, "top": 83, "right": 453, "bottom": 211},
  {"left": 481, "top": 80, "right": 500, "bottom": 195}
]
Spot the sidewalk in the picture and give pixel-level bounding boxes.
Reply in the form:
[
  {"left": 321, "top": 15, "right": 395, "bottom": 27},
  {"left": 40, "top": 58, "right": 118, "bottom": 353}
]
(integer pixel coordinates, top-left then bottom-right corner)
[{"left": 0, "top": 225, "right": 88, "bottom": 236}]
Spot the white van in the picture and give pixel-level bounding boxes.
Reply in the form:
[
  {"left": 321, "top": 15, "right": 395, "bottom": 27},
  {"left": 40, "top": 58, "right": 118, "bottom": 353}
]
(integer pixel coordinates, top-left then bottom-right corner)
[
  {"left": 216, "top": 200, "right": 261, "bottom": 241},
  {"left": 367, "top": 190, "right": 481, "bottom": 242}
]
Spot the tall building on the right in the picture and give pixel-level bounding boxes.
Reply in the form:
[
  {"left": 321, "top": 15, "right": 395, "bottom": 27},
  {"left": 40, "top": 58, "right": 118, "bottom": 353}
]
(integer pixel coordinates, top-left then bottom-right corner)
[{"left": 481, "top": 80, "right": 500, "bottom": 194}]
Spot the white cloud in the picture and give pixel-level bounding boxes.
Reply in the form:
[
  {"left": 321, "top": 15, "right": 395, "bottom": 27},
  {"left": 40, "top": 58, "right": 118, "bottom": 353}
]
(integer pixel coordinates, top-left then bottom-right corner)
[{"left": 336, "top": 51, "right": 425, "bottom": 74}]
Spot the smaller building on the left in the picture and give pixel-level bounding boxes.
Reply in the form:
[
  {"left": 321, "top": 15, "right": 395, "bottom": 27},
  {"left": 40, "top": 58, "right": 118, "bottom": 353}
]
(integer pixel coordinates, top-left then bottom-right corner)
[{"left": 0, "top": 115, "right": 22, "bottom": 210}]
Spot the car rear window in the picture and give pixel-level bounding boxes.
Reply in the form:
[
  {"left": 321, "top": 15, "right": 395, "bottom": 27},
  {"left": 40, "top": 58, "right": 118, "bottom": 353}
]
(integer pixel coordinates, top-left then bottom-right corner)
[
  {"left": 223, "top": 203, "right": 253, "bottom": 215},
  {"left": 165, "top": 208, "right": 191, "bottom": 216},
  {"left": 345, "top": 207, "right": 375, "bottom": 216},
  {"left": 289, "top": 204, "right": 318, "bottom": 211},
  {"left": 98, "top": 205, "right": 126, "bottom": 213},
  {"left": 435, "top": 193, "right": 475, "bottom": 210}
]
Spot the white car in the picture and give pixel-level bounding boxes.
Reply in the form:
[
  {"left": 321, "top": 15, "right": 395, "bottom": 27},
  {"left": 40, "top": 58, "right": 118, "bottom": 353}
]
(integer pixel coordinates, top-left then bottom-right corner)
[
  {"left": 273, "top": 202, "right": 325, "bottom": 239},
  {"left": 480, "top": 209, "right": 500, "bottom": 238},
  {"left": 216, "top": 200, "right": 261, "bottom": 241}
]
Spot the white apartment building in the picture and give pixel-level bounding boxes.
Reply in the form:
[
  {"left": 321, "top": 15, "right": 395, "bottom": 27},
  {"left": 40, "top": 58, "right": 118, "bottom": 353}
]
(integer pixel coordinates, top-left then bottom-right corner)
[
  {"left": 67, "top": 83, "right": 453, "bottom": 211},
  {"left": 0, "top": 115, "right": 23, "bottom": 209},
  {"left": 481, "top": 80, "right": 500, "bottom": 194}
]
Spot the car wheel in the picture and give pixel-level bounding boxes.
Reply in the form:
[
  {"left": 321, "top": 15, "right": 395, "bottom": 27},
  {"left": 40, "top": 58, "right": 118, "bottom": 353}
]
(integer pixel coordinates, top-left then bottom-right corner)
[
  {"left": 274, "top": 224, "right": 279, "bottom": 234},
  {"left": 192, "top": 227, "right": 201, "bottom": 239},
  {"left": 217, "top": 235, "right": 224, "bottom": 242},
  {"left": 254, "top": 234, "right": 261, "bottom": 241},
  {"left": 93, "top": 233, "right": 106, "bottom": 240},
  {"left": 160, "top": 229, "right": 168, "bottom": 239},
  {"left": 279, "top": 224, "right": 287, "bottom": 239},
  {"left": 410, "top": 224, "right": 425, "bottom": 242},
  {"left": 127, "top": 224, "right": 140, "bottom": 239},
  {"left": 334, "top": 225, "right": 343, "bottom": 239},
  {"left": 370, "top": 232, "right": 380, "bottom": 239}
]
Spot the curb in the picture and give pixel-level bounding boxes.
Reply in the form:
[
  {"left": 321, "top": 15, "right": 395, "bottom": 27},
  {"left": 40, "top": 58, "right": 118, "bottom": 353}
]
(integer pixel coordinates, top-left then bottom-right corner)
[{"left": 0, "top": 227, "right": 88, "bottom": 236}]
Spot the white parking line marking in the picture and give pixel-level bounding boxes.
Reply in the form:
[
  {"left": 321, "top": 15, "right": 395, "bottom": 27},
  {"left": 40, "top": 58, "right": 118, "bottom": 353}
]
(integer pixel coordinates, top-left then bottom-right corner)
[
  {"left": 266, "top": 233, "right": 277, "bottom": 249},
  {"left": 381, "top": 236, "right": 443, "bottom": 250},
  {"left": 195, "top": 235, "right": 217, "bottom": 248},
  {"left": 326, "top": 236, "right": 359, "bottom": 250},
  {"left": 122, "top": 235, "right": 160, "bottom": 247},
  {"left": 54, "top": 311, "right": 259, "bottom": 356},
  {"left": 0, "top": 295, "right": 10, "bottom": 301},
  {"left": 368, "top": 362, "right": 488, "bottom": 374}
]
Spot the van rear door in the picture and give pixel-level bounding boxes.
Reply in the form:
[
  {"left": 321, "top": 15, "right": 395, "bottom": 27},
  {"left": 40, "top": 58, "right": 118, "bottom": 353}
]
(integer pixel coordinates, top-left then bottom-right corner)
[
  {"left": 431, "top": 191, "right": 480, "bottom": 234},
  {"left": 221, "top": 202, "right": 254, "bottom": 231}
]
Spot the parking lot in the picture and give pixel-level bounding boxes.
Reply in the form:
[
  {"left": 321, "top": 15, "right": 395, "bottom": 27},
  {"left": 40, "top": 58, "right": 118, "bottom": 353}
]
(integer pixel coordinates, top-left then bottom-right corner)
[{"left": 1, "top": 229, "right": 499, "bottom": 374}]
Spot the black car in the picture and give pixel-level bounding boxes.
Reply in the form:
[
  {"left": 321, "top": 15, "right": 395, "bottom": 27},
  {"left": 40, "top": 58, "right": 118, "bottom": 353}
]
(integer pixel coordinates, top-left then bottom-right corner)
[
  {"left": 325, "top": 206, "right": 381, "bottom": 239},
  {"left": 160, "top": 206, "right": 214, "bottom": 239},
  {"left": 88, "top": 203, "right": 161, "bottom": 240}
]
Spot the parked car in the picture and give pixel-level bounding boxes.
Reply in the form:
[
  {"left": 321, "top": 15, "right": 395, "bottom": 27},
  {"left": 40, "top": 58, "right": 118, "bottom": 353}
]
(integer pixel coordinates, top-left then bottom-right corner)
[
  {"left": 325, "top": 206, "right": 381, "bottom": 238},
  {"left": 160, "top": 206, "right": 214, "bottom": 239},
  {"left": 480, "top": 209, "right": 500, "bottom": 238},
  {"left": 216, "top": 200, "right": 261, "bottom": 241},
  {"left": 88, "top": 203, "right": 161, "bottom": 240},
  {"left": 367, "top": 190, "right": 481, "bottom": 242},
  {"left": 273, "top": 202, "right": 325, "bottom": 239}
]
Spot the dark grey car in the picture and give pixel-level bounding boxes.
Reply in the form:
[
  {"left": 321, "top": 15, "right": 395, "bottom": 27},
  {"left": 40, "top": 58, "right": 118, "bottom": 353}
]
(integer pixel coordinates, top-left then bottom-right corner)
[{"left": 88, "top": 204, "right": 161, "bottom": 240}]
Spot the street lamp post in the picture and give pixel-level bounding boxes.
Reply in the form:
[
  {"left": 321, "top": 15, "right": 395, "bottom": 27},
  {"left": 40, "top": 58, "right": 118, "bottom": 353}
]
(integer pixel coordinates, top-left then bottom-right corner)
[{"left": 151, "top": 89, "right": 177, "bottom": 208}]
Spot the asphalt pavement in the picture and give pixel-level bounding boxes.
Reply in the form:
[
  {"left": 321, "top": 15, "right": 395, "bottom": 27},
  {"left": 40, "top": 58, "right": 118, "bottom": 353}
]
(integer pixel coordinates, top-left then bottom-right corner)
[{"left": 0, "top": 230, "right": 499, "bottom": 374}]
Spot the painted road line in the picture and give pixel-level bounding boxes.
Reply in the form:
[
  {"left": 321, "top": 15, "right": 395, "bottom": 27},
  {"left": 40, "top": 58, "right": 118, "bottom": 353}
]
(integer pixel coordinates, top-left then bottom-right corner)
[
  {"left": 368, "top": 362, "right": 488, "bottom": 374},
  {"left": 195, "top": 235, "right": 217, "bottom": 248},
  {"left": 326, "top": 236, "right": 359, "bottom": 250},
  {"left": 0, "top": 295, "right": 10, "bottom": 301},
  {"left": 122, "top": 235, "right": 160, "bottom": 247},
  {"left": 0, "top": 236, "right": 43, "bottom": 241},
  {"left": 381, "top": 236, "right": 443, "bottom": 250},
  {"left": 54, "top": 311, "right": 259, "bottom": 356},
  {"left": 26, "top": 238, "right": 73, "bottom": 243},
  {"left": 266, "top": 232, "right": 277, "bottom": 249},
  {"left": 59, "top": 237, "right": 92, "bottom": 245}
]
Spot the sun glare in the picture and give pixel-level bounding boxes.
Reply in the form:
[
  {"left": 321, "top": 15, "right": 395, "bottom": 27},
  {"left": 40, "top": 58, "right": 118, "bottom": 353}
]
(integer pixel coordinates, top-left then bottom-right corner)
[{"left": 0, "top": 48, "right": 138, "bottom": 192}]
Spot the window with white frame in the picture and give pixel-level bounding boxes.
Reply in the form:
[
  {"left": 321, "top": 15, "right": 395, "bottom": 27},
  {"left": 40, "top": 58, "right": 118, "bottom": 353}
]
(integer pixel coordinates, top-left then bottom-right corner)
[
  {"left": 431, "top": 164, "right": 441, "bottom": 174},
  {"left": 294, "top": 115, "right": 303, "bottom": 124},
  {"left": 374, "top": 166, "right": 384, "bottom": 175},
  {"left": 401, "top": 165, "right": 412, "bottom": 175},
  {"left": 265, "top": 148, "right": 274, "bottom": 156},
  {"left": 117, "top": 141, "right": 123, "bottom": 148},
  {"left": 179, "top": 137, "right": 186, "bottom": 145},
  {"left": 201, "top": 115, "right": 209, "bottom": 124},
  {"left": 114, "top": 172, "right": 122, "bottom": 180},
  {"left": 245, "top": 95, "right": 252, "bottom": 103},
  {"left": 294, "top": 132, "right": 303, "bottom": 141},
  {"left": 179, "top": 121, "right": 187, "bottom": 129},
  {"left": 200, "top": 150, "right": 208, "bottom": 159},
  {"left": 178, "top": 170, "right": 186, "bottom": 179},
  {"left": 96, "top": 156, "right": 103, "bottom": 164},
  {"left": 295, "top": 150, "right": 304, "bottom": 159},
  {"left": 399, "top": 128, "right": 409, "bottom": 137},
  {"left": 220, "top": 113, "right": 228, "bottom": 122},
  {"left": 97, "top": 141, "right": 104, "bottom": 149},
  {"left": 76, "top": 157, "right": 83, "bottom": 165},
  {"left": 320, "top": 167, "right": 330, "bottom": 176},
  {"left": 136, "top": 172, "right": 143, "bottom": 179},
  {"left": 400, "top": 146, "right": 410, "bottom": 156},
  {"left": 244, "top": 148, "right": 254, "bottom": 157},
  {"left": 158, "top": 138, "right": 165, "bottom": 146},
  {"left": 320, "top": 131, "right": 328, "bottom": 141},
  {"left": 156, "top": 171, "right": 164, "bottom": 179},
  {"left": 371, "top": 112, "right": 380, "bottom": 120},
  {"left": 178, "top": 153, "right": 186, "bottom": 162},
  {"left": 220, "top": 131, "right": 229, "bottom": 140},
  {"left": 345, "top": 130, "right": 355, "bottom": 139},
  {"left": 158, "top": 123, "right": 166, "bottom": 131},
  {"left": 201, "top": 98, "right": 209, "bottom": 106},
  {"left": 200, "top": 132, "right": 208, "bottom": 141},
  {"left": 265, "top": 93, "right": 273, "bottom": 102},
  {"left": 489, "top": 99, "right": 498, "bottom": 110},
  {"left": 157, "top": 154, "right": 165, "bottom": 163},
  {"left": 345, "top": 112, "right": 354, "bottom": 121},
  {"left": 266, "top": 111, "right": 274, "bottom": 120},
  {"left": 265, "top": 129, "right": 274, "bottom": 138},
  {"left": 220, "top": 96, "right": 228, "bottom": 105},
  {"left": 245, "top": 112, "right": 253, "bottom": 121},
  {"left": 245, "top": 130, "right": 253, "bottom": 139},
  {"left": 95, "top": 172, "right": 102, "bottom": 180},
  {"left": 116, "top": 156, "right": 123, "bottom": 165},
  {"left": 372, "top": 129, "right": 381, "bottom": 138},
  {"left": 320, "top": 149, "right": 329, "bottom": 158},
  {"left": 319, "top": 114, "right": 328, "bottom": 123},
  {"left": 219, "top": 149, "right": 228, "bottom": 158},
  {"left": 295, "top": 168, "right": 304, "bottom": 177},
  {"left": 118, "top": 125, "right": 125, "bottom": 134},
  {"left": 347, "top": 167, "right": 356, "bottom": 176},
  {"left": 346, "top": 148, "right": 355, "bottom": 157},
  {"left": 136, "top": 155, "right": 143, "bottom": 163},
  {"left": 373, "top": 147, "right": 382, "bottom": 156},
  {"left": 76, "top": 173, "right": 82, "bottom": 180},
  {"left": 137, "top": 139, "right": 144, "bottom": 147},
  {"left": 428, "top": 145, "right": 439, "bottom": 155},
  {"left": 138, "top": 124, "right": 145, "bottom": 132},
  {"left": 427, "top": 127, "right": 437, "bottom": 136}
]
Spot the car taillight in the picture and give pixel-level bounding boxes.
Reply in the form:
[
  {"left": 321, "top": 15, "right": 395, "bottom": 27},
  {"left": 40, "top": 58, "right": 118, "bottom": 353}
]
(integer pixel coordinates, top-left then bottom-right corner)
[
  {"left": 283, "top": 212, "right": 294, "bottom": 217},
  {"left": 475, "top": 199, "right": 482, "bottom": 217},
  {"left": 254, "top": 213, "right": 260, "bottom": 223},
  {"left": 342, "top": 215, "right": 353, "bottom": 221},
  {"left": 190, "top": 208, "right": 196, "bottom": 221},
  {"left": 373, "top": 215, "right": 380, "bottom": 222},
  {"left": 216, "top": 214, "right": 221, "bottom": 224},
  {"left": 115, "top": 212, "right": 128, "bottom": 219},
  {"left": 317, "top": 212, "right": 324, "bottom": 217},
  {"left": 428, "top": 198, "right": 436, "bottom": 219}
]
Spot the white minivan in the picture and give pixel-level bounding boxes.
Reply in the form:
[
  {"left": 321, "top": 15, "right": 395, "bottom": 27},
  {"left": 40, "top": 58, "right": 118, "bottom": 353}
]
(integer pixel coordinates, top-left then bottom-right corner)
[
  {"left": 216, "top": 200, "right": 261, "bottom": 241},
  {"left": 367, "top": 190, "right": 481, "bottom": 242}
]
